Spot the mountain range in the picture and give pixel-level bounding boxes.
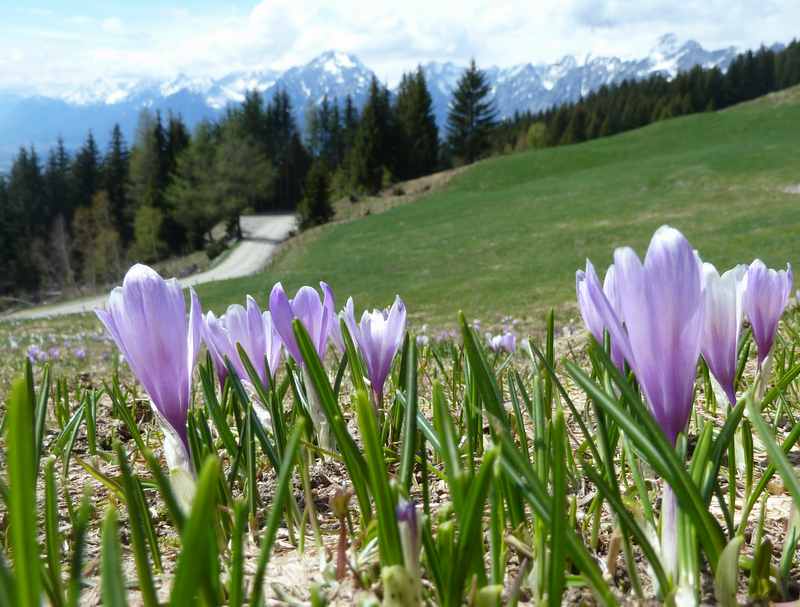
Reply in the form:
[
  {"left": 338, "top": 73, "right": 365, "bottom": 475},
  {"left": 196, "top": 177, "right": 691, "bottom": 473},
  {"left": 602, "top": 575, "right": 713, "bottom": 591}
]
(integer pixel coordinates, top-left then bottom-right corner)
[{"left": 0, "top": 34, "right": 755, "bottom": 169}]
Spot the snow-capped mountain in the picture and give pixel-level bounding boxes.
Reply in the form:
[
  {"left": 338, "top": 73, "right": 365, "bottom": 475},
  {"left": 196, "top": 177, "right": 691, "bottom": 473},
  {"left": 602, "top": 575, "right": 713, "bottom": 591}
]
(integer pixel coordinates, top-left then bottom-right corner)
[{"left": 0, "top": 36, "right": 742, "bottom": 168}]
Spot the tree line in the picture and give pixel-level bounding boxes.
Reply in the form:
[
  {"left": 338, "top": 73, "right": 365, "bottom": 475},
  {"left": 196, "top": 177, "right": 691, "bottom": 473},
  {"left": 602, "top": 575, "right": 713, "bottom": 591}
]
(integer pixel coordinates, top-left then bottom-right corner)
[
  {"left": 3, "top": 39, "right": 799, "bottom": 299},
  {"left": 491, "top": 40, "right": 800, "bottom": 154}
]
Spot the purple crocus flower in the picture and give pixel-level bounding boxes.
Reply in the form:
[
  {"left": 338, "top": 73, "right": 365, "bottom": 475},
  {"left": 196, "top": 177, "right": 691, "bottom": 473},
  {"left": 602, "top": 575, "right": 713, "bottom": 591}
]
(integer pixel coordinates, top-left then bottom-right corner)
[
  {"left": 73, "top": 347, "right": 87, "bottom": 360},
  {"left": 576, "top": 263, "right": 626, "bottom": 371},
  {"left": 700, "top": 263, "right": 747, "bottom": 404},
  {"left": 269, "top": 282, "right": 337, "bottom": 365},
  {"left": 396, "top": 499, "right": 421, "bottom": 578},
  {"left": 343, "top": 295, "right": 407, "bottom": 405},
  {"left": 203, "top": 295, "right": 282, "bottom": 388},
  {"left": 579, "top": 226, "right": 705, "bottom": 582},
  {"left": 95, "top": 264, "right": 202, "bottom": 479},
  {"left": 743, "top": 260, "right": 792, "bottom": 368},
  {"left": 580, "top": 226, "right": 704, "bottom": 447},
  {"left": 487, "top": 332, "right": 516, "bottom": 353}
]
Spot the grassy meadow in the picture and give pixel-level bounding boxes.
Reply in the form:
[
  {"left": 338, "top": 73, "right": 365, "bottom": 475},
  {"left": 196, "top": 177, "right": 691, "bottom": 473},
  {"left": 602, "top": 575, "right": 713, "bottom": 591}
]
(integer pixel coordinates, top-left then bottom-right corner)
[{"left": 196, "top": 86, "right": 800, "bottom": 328}]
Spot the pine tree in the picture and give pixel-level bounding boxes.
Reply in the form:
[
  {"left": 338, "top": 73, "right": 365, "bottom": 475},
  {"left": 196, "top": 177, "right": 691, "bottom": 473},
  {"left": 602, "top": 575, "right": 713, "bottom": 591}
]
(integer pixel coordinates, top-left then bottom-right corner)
[
  {"left": 343, "top": 94, "right": 359, "bottom": 150},
  {"left": 446, "top": 60, "right": 497, "bottom": 164},
  {"left": 298, "top": 160, "right": 334, "bottom": 229},
  {"left": 348, "top": 77, "right": 396, "bottom": 193},
  {"left": 395, "top": 67, "right": 439, "bottom": 179},
  {"left": 43, "top": 138, "right": 72, "bottom": 224},
  {"left": 103, "top": 124, "right": 132, "bottom": 244},
  {"left": 72, "top": 131, "right": 100, "bottom": 209}
]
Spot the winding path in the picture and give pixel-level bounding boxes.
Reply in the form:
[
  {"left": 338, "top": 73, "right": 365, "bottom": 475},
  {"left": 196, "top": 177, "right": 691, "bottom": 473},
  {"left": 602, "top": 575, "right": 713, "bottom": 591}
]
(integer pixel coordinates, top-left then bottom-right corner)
[{"left": 4, "top": 214, "right": 296, "bottom": 320}]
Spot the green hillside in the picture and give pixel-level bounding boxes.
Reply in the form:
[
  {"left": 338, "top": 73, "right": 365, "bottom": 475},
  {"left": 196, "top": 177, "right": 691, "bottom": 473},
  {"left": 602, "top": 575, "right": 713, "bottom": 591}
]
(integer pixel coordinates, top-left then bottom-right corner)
[{"left": 197, "top": 86, "right": 800, "bottom": 329}]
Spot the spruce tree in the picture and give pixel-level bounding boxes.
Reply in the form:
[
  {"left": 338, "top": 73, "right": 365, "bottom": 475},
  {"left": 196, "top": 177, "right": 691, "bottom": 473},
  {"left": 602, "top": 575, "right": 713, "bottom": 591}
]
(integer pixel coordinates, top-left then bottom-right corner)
[
  {"left": 298, "top": 160, "right": 334, "bottom": 229},
  {"left": 103, "top": 124, "right": 132, "bottom": 244},
  {"left": 349, "top": 77, "right": 395, "bottom": 193},
  {"left": 446, "top": 60, "right": 497, "bottom": 164},
  {"left": 395, "top": 67, "right": 439, "bottom": 179},
  {"left": 72, "top": 131, "right": 100, "bottom": 209}
]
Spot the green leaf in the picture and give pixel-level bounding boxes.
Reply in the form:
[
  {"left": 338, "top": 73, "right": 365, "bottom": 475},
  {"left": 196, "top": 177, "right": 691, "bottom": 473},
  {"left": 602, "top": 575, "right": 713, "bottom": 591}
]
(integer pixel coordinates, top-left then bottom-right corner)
[
  {"left": 67, "top": 494, "right": 93, "bottom": 607},
  {"left": 44, "top": 458, "right": 64, "bottom": 607},
  {"left": 399, "top": 337, "right": 418, "bottom": 491},
  {"left": 548, "top": 410, "right": 567, "bottom": 606},
  {"left": 251, "top": 419, "right": 305, "bottom": 605},
  {"left": 101, "top": 507, "right": 128, "bottom": 607},
  {"left": 142, "top": 448, "right": 186, "bottom": 532},
  {"left": 115, "top": 442, "right": 159, "bottom": 607},
  {"left": 714, "top": 535, "right": 743, "bottom": 607},
  {"left": 6, "top": 375, "right": 41, "bottom": 607},
  {"left": 292, "top": 319, "right": 372, "bottom": 523},
  {"left": 566, "top": 358, "right": 725, "bottom": 567},
  {"left": 745, "top": 393, "right": 800, "bottom": 514},
  {"left": 356, "top": 389, "right": 404, "bottom": 566},
  {"left": 170, "top": 456, "right": 222, "bottom": 606},
  {"left": 228, "top": 500, "right": 248, "bottom": 607}
]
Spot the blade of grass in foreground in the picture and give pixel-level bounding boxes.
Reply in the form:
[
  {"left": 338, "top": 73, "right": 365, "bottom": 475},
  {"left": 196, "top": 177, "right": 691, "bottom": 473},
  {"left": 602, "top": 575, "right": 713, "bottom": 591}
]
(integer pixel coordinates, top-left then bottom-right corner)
[
  {"left": 251, "top": 419, "right": 305, "bottom": 605},
  {"left": 101, "top": 508, "right": 128, "bottom": 607},
  {"left": 7, "top": 375, "right": 41, "bottom": 607},
  {"left": 169, "top": 456, "right": 222, "bottom": 606}
]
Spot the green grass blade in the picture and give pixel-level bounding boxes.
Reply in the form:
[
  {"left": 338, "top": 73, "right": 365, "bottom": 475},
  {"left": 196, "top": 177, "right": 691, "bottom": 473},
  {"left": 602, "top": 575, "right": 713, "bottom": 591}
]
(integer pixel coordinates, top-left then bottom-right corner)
[
  {"left": 356, "top": 389, "right": 403, "bottom": 566},
  {"left": 114, "top": 442, "right": 159, "bottom": 607},
  {"left": 399, "top": 338, "right": 418, "bottom": 490},
  {"left": 745, "top": 393, "right": 800, "bottom": 514},
  {"left": 251, "top": 419, "right": 305, "bottom": 605},
  {"left": 566, "top": 357, "right": 725, "bottom": 566},
  {"left": 142, "top": 448, "right": 186, "bottom": 532},
  {"left": 228, "top": 500, "right": 248, "bottom": 607},
  {"left": 101, "top": 507, "right": 128, "bottom": 607},
  {"left": 292, "top": 319, "right": 372, "bottom": 521},
  {"left": 170, "top": 456, "right": 222, "bottom": 606},
  {"left": 6, "top": 375, "right": 41, "bottom": 607},
  {"left": 67, "top": 494, "right": 93, "bottom": 607},
  {"left": 548, "top": 410, "right": 567, "bottom": 606},
  {"left": 34, "top": 362, "right": 51, "bottom": 475},
  {"left": 44, "top": 458, "right": 64, "bottom": 607}
]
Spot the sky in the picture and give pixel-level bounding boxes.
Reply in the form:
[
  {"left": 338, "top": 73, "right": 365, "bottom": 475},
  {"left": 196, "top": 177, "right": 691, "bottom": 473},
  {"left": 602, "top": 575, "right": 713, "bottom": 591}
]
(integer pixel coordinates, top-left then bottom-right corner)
[{"left": 2, "top": 1, "right": 799, "bottom": 93}]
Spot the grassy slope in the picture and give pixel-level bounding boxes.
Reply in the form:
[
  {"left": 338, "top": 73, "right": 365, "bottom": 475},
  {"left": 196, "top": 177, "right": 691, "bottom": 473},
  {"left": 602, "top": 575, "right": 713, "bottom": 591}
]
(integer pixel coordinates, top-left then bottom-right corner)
[{"left": 196, "top": 87, "right": 800, "bottom": 329}]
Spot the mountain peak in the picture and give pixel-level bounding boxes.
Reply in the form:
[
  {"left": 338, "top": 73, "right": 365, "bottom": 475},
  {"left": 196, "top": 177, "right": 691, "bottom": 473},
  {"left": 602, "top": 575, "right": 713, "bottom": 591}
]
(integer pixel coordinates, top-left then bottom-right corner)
[
  {"left": 308, "top": 50, "right": 363, "bottom": 73},
  {"left": 654, "top": 33, "right": 680, "bottom": 55}
]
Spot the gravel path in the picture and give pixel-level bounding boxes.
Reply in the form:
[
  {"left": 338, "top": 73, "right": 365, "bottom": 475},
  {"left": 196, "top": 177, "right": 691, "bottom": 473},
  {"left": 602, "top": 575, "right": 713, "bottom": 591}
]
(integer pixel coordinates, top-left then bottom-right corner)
[{"left": 3, "top": 214, "right": 296, "bottom": 320}]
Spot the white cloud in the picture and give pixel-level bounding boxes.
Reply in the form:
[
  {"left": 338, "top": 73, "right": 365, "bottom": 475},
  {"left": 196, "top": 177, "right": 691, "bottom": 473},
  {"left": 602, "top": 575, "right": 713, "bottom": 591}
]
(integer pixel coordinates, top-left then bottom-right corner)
[
  {"left": 101, "top": 17, "right": 124, "bottom": 34},
  {"left": 1, "top": 0, "right": 799, "bottom": 93}
]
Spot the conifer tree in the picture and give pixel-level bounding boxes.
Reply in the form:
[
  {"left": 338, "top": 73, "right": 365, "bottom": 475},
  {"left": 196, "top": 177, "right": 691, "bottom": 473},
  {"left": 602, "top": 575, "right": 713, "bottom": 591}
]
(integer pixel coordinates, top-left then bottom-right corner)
[
  {"left": 103, "top": 124, "right": 132, "bottom": 244},
  {"left": 72, "top": 131, "right": 101, "bottom": 208},
  {"left": 446, "top": 60, "right": 497, "bottom": 164},
  {"left": 348, "top": 77, "right": 395, "bottom": 193},
  {"left": 298, "top": 160, "right": 334, "bottom": 229},
  {"left": 395, "top": 67, "right": 439, "bottom": 179}
]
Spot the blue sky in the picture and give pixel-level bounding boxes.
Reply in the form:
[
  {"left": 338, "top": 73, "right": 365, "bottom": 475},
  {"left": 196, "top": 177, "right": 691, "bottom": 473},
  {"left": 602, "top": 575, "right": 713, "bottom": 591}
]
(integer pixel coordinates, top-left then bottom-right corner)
[{"left": 2, "top": 1, "right": 799, "bottom": 93}]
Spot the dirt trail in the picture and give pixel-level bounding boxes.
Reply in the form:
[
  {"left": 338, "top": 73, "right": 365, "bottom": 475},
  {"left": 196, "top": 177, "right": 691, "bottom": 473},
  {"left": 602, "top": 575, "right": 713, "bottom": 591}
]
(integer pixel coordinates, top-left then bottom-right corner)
[{"left": 3, "top": 214, "right": 296, "bottom": 320}]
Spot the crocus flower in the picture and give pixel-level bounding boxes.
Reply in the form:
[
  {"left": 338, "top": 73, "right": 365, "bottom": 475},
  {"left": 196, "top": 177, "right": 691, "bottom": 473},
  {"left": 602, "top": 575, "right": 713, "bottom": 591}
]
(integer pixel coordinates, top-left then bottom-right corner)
[
  {"left": 73, "top": 347, "right": 87, "bottom": 360},
  {"left": 202, "top": 295, "right": 282, "bottom": 388},
  {"left": 743, "top": 259, "right": 792, "bottom": 368},
  {"left": 579, "top": 226, "right": 704, "bottom": 584},
  {"left": 269, "top": 282, "right": 337, "bottom": 365},
  {"left": 269, "top": 281, "right": 338, "bottom": 450},
  {"left": 342, "top": 295, "right": 407, "bottom": 405},
  {"left": 95, "top": 264, "right": 202, "bottom": 490},
  {"left": 700, "top": 263, "right": 747, "bottom": 404},
  {"left": 487, "top": 332, "right": 516, "bottom": 353},
  {"left": 581, "top": 227, "right": 704, "bottom": 445},
  {"left": 576, "top": 263, "right": 625, "bottom": 371},
  {"left": 396, "top": 499, "right": 421, "bottom": 578}
]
